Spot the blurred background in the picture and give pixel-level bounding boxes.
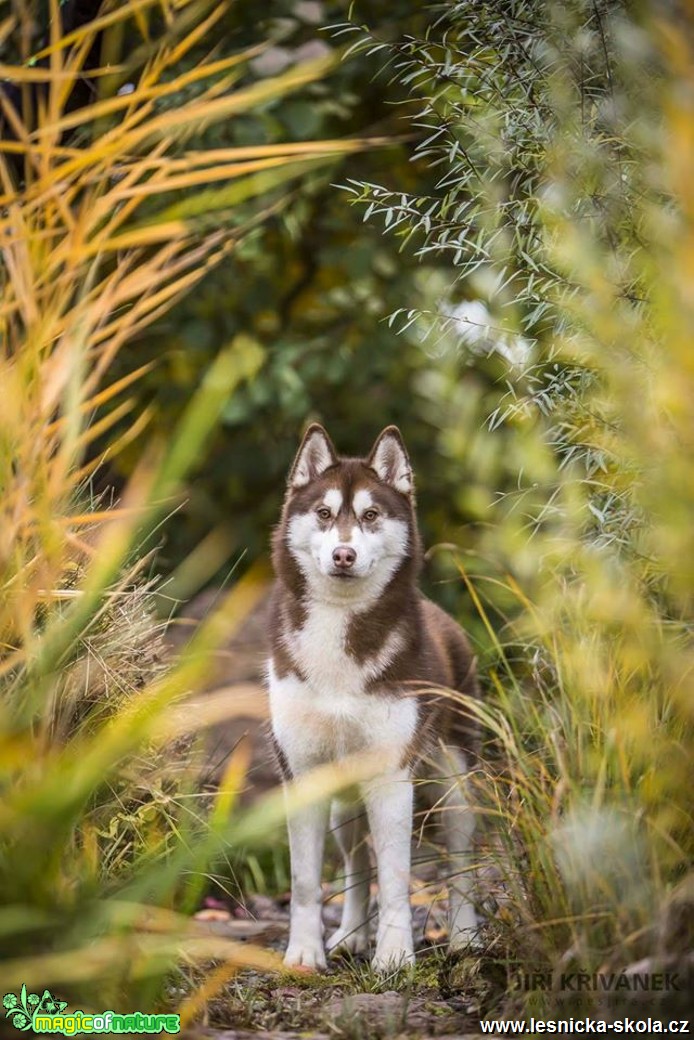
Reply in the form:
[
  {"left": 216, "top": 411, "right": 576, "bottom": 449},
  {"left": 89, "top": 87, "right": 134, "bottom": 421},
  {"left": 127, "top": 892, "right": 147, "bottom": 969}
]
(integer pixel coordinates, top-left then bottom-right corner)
[
  {"left": 1, "top": 0, "right": 692, "bottom": 1030},
  {"left": 97, "top": 0, "right": 521, "bottom": 628}
]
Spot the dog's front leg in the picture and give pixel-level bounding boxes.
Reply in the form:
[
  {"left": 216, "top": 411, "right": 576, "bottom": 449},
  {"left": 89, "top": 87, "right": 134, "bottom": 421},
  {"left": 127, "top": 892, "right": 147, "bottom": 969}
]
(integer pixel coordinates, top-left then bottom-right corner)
[
  {"left": 361, "top": 769, "right": 415, "bottom": 972},
  {"left": 284, "top": 797, "right": 329, "bottom": 969}
]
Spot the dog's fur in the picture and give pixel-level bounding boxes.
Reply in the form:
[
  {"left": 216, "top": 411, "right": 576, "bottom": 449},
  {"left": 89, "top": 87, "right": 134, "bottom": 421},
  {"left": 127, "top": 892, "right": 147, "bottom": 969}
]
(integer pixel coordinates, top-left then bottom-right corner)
[{"left": 268, "top": 424, "right": 480, "bottom": 971}]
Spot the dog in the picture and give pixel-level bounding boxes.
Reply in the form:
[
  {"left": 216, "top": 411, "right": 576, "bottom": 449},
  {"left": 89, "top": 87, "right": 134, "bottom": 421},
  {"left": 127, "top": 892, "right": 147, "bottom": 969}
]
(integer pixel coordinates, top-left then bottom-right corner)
[{"left": 267, "top": 424, "right": 480, "bottom": 971}]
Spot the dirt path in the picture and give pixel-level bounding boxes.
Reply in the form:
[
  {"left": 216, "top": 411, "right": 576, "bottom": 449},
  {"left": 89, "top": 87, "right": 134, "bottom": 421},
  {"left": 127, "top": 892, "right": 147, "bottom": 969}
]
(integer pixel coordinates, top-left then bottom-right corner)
[
  {"left": 190, "top": 892, "right": 505, "bottom": 1040},
  {"left": 198, "top": 969, "right": 501, "bottom": 1039}
]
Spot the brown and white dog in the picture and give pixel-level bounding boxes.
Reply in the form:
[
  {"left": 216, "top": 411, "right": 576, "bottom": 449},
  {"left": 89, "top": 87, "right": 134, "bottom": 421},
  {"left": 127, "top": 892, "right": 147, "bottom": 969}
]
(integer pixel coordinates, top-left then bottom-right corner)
[{"left": 268, "top": 424, "right": 480, "bottom": 972}]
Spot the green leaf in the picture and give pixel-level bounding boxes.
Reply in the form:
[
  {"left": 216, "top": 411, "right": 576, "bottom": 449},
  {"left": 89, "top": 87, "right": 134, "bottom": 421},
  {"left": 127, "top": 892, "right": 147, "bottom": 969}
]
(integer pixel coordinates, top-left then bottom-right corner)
[{"left": 136, "top": 155, "right": 337, "bottom": 226}]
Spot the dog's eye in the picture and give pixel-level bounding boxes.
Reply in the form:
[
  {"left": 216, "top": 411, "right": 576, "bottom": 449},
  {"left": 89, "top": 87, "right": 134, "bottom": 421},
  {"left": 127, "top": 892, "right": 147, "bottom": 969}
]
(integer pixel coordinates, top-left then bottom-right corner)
[
  {"left": 362, "top": 509, "right": 379, "bottom": 522},
  {"left": 316, "top": 507, "right": 332, "bottom": 521}
]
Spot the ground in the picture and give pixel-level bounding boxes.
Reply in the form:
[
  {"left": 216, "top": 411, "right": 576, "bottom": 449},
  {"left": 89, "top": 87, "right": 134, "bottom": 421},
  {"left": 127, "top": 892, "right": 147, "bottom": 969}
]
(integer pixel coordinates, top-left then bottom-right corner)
[{"left": 189, "top": 890, "right": 506, "bottom": 1039}]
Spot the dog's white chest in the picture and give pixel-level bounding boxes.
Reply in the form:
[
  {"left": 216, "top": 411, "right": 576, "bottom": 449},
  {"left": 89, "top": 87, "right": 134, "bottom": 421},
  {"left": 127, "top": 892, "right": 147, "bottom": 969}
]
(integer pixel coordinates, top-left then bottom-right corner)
[
  {"left": 268, "top": 602, "right": 416, "bottom": 775},
  {"left": 293, "top": 601, "right": 397, "bottom": 696}
]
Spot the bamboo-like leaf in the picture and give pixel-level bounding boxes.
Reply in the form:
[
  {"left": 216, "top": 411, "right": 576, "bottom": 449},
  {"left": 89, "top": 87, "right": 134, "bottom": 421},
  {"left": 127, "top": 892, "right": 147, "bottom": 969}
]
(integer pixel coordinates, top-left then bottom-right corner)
[
  {"left": 71, "top": 397, "right": 137, "bottom": 451},
  {"left": 132, "top": 52, "right": 339, "bottom": 147},
  {"left": 123, "top": 136, "right": 397, "bottom": 174},
  {"left": 149, "top": 338, "right": 265, "bottom": 500},
  {"left": 28, "top": 47, "right": 249, "bottom": 139},
  {"left": 0, "top": 15, "right": 17, "bottom": 50},
  {"left": 53, "top": 362, "right": 155, "bottom": 423},
  {"left": 140, "top": 155, "right": 335, "bottom": 225},
  {"left": 0, "top": 64, "right": 126, "bottom": 83},
  {"left": 116, "top": 142, "right": 389, "bottom": 199},
  {"left": 79, "top": 222, "right": 190, "bottom": 252},
  {"left": 27, "top": 0, "right": 170, "bottom": 62}
]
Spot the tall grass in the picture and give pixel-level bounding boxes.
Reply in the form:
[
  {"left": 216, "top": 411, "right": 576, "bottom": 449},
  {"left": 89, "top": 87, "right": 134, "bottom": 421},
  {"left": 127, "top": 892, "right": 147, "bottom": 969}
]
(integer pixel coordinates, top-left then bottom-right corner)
[
  {"left": 0, "top": 0, "right": 385, "bottom": 1018},
  {"left": 341, "top": 0, "right": 693, "bottom": 1015}
]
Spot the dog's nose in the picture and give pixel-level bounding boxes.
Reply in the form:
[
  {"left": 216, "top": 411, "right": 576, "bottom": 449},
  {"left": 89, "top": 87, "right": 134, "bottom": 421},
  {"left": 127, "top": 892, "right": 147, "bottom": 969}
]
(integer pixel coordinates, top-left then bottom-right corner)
[{"left": 332, "top": 545, "right": 356, "bottom": 569}]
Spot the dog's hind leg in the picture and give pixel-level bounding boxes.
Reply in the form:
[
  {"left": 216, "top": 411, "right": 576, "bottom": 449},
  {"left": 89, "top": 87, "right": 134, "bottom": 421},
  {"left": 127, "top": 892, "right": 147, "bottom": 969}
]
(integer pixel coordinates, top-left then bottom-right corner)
[
  {"left": 326, "top": 799, "right": 371, "bottom": 956},
  {"left": 434, "top": 744, "right": 479, "bottom": 951}
]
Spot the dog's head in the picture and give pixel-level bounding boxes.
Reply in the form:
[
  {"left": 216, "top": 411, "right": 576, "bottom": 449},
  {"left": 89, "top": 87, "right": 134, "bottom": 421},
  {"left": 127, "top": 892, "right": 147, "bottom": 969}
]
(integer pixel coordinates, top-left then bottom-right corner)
[{"left": 274, "top": 424, "right": 418, "bottom": 602}]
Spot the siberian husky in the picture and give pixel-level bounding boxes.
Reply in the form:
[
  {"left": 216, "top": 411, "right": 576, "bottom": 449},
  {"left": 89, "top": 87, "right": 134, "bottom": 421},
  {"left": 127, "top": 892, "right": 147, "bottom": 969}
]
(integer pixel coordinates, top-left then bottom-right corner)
[{"left": 267, "top": 424, "right": 480, "bottom": 972}]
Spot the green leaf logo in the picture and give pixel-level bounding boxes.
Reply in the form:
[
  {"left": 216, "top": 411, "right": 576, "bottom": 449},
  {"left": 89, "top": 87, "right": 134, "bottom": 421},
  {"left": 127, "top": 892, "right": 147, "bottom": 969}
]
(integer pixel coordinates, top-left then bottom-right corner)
[{"left": 2, "top": 986, "right": 67, "bottom": 1030}]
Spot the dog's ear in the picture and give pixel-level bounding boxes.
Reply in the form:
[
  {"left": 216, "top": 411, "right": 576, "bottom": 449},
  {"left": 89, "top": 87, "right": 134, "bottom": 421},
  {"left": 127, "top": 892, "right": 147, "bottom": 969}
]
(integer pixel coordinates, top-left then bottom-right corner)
[
  {"left": 288, "top": 423, "right": 337, "bottom": 489},
  {"left": 367, "top": 426, "right": 413, "bottom": 495}
]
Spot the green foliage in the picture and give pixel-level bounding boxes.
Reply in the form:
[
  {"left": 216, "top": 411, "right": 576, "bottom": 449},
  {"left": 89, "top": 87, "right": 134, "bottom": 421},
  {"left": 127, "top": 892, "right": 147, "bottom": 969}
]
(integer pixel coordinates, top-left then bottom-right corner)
[
  {"left": 103, "top": 0, "right": 523, "bottom": 632},
  {"left": 339, "top": 0, "right": 694, "bottom": 1016},
  {"left": 341, "top": 0, "right": 681, "bottom": 574}
]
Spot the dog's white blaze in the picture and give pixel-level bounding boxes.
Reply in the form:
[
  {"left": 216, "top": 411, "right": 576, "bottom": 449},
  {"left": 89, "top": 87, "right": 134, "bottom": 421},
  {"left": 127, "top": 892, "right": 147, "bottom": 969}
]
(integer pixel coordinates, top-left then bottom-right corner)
[
  {"left": 352, "top": 488, "right": 374, "bottom": 515},
  {"left": 287, "top": 510, "right": 409, "bottom": 600},
  {"left": 322, "top": 488, "right": 342, "bottom": 514}
]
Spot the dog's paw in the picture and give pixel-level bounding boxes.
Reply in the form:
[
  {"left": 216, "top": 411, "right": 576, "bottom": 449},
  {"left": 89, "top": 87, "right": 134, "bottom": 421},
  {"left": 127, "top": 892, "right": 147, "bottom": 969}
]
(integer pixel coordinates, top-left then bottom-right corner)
[
  {"left": 326, "top": 925, "right": 369, "bottom": 957},
  {"left": 448, "top": 926, "right": 483, "bottom": 953},
  {"left": 371, "top": 943, "right": 415, "bottom": 974},
  {"left": 372, "top": 919, "right": 414, "bottom": 973},
  {"left": 283, "top": 939, "right": 327, "bottom": 971},
  {"left": 448, "top": 903, "right": 481, "bottom": 952}
]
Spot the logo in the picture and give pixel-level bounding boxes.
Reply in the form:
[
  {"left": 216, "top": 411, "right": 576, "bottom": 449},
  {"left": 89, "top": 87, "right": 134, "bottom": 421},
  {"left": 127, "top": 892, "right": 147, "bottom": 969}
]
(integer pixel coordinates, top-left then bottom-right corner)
[
  {"left": 3, "top": 987, "right": 67, "bottom": 1031},
  {"left": 515, "top": 970, "right": 684, "bottom": 993},
  {"left": 3, "top": 985, "right": 181, "bottom": 1035}
]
